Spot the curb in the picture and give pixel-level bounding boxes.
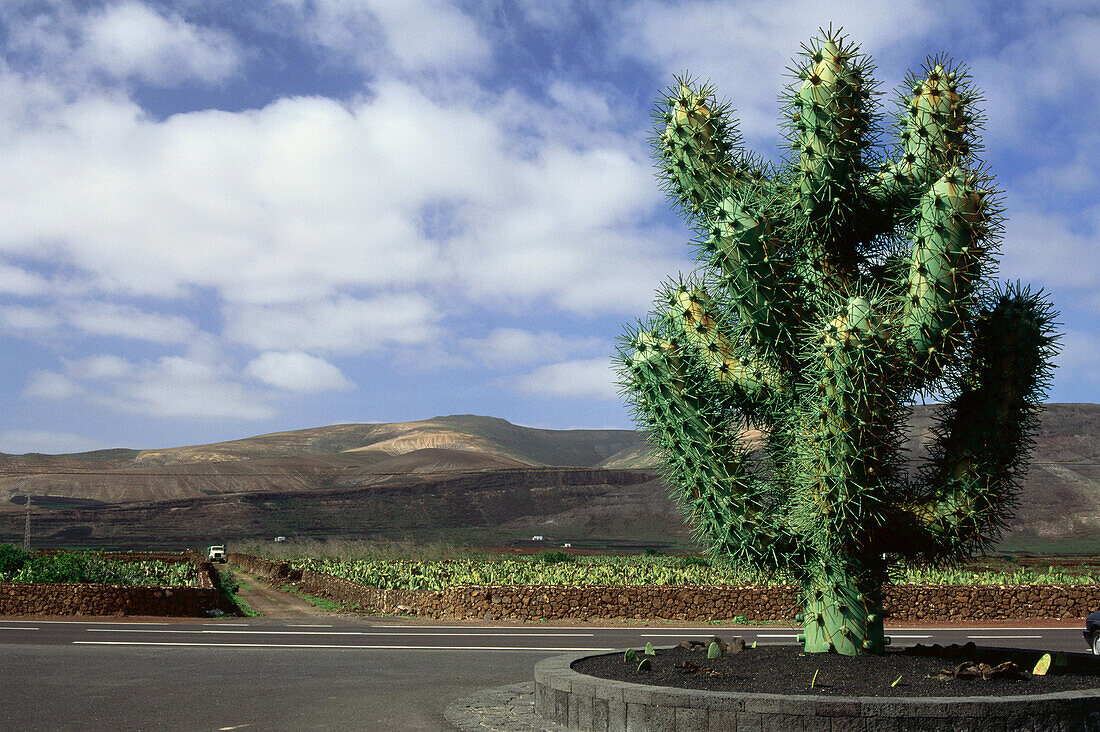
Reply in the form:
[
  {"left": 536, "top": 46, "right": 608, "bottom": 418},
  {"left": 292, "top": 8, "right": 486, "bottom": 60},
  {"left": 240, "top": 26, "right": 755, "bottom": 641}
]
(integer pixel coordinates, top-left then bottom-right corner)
[{"left": 533, "top": 651, "right": 1100, "bottom": 731}]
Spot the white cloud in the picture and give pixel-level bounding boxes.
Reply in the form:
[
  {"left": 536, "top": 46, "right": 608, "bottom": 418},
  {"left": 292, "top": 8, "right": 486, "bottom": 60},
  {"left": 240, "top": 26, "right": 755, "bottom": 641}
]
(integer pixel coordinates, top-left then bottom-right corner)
[
  {"left": 0, "top": 66, "right": 678, "bottom": 328},
  {"left": 22, "top": 371, "right": 82, "bottom": 400},
  {"left": 0, "top": 301, "right": 197, "bottom": 344},
  {"left": 512, "top": 357, "right": 618, "bottom": 400},
  {"left": 1055, "top": 330, "right": 1100, "bottom": 387},
  {"left": 25, "top": 352, "right": 276, "bottom": 421},
  {"left": 102, "top": 355, "right": 276, "bottom": 420},
  {"left": 971, "top": 11, "right": 1100, "bottom": 144},
  {"left": 0, "top": 305, "right": 61, "bottom": 333},
  {"left": 0, "top": 429, "right": 104, "bottom": 455},
  {"left": 245, "top": 351, "right": 353, "bottom": 392},
  {"left": 281, "top": 0, "right": 490, "bottom": 74},
  {"left": 461, "top": 328, "right": 605, "bottom": 368},
  {"left": 1000, "top": 208, "right": 1099, "bottom": 292},
  {"left": 225, "top": 294, "right": 440, "bottom": 354},
  {"left": 83, "top": 2, "right": 241, "bottom": 85},
  {"left": 70, "top": 354, "right": 136, "bottom": 380},
  {"left": 67, "top": 302, "right": 197, "bottom": 344},
  {"left": 5, "top": 1, "right": 241, "bottom": 88},
  {"left": 0, "top": 262, "right": 50, "bottom": 296}
]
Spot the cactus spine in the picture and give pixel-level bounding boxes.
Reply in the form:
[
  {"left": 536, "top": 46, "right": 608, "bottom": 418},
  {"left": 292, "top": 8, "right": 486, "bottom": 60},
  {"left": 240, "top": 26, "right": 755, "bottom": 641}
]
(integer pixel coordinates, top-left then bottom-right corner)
[{"left": 619, "top": 29, "right": 1058, "bottom": 656}]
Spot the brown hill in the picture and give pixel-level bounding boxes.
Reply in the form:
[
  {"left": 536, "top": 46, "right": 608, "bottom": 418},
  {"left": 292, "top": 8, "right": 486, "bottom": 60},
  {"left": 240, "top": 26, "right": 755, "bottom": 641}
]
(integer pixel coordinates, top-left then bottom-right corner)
[{"left": 0, "top": 406, "right": 1096, "bottom": 553}]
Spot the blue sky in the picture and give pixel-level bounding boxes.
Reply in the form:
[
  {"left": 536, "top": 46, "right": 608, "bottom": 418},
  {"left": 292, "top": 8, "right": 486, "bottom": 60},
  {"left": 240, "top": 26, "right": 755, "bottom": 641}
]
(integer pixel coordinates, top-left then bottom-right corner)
[{"left": 0, "top": 1, "right": 1096, "bottom": 453}]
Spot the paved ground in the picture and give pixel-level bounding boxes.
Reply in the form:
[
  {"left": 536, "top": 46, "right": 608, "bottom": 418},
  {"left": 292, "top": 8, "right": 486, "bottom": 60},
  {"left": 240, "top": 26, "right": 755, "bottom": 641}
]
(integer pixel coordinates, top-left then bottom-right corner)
[{"left": 1, "top": 614, "right": 1090, "bottom": 731}]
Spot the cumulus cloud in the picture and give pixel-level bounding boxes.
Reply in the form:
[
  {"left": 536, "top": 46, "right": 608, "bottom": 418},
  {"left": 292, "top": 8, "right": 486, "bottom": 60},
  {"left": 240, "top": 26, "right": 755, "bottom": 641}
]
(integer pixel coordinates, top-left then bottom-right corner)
[
  {"left": 512, "top": 357, "right": 618, "bottom": 400},
  {"left": 0, "top": 305, "right": 61, "bottom": 333},
  {"left": 245, "top": 351, "right": 353, "bottom": 392},
  {"left": 25, "top": 351, "right": 275, "bottom": 421},
  {"left": 22, "top": 371, "right": 82, "bottom": 400},
  {"left": 83, "top": 2, "right": 241, "bottom": 85},
  {"left": 0, "top": 262, "right": 51, "bottom": 296},
  {"left": 1055, "top": 330, "right": 1100, "bottom": 388},
  {"left": 0, "top": 301, "right": 197, "bottom": 344},
  {"left": 225, "top": 294, "right": 441, "bottom": 353},
  {"left": 1000, "top": 208, "right": 1099, "bottom": 292},
  {"left": 67, "top": 302, "right": 198, "bottom": 344},
  {"left": 0, "top": 429, "right": 105, "bottom": 455},
  {"left": 101, "top": 355, "right": 276, "bottom": 420},
  {"left": 461, "top": 328, "right": 605, "bottom": 368},
  {"left": 280, "top": 0, "right": 490, "bottom": 74},
  {"left": 71, "top": 354, "right": 136, "bottom": 380},
  {"left": 5, "top": 1, "right": 242, "bottom": 88}
]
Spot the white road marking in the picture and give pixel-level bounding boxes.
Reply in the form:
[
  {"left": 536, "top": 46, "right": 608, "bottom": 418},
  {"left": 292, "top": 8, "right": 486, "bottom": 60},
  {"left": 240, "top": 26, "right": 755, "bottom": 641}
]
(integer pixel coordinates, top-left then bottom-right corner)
[
  {"left": 86, "top": 628, "right": 595, "bottom": 637},
  {"left": 0, "top": 627, "right": 39, "bottom": 631},
  {"left": 0, "top": 620, "right": 169, "bottom": 626},
  {"left": 900, "top": 627, "right": 1070, "bottom": 632},
  {"left": 74, "top": 641, "right": 617, "bottom": 652},
  {"left": 287, "top": 624, "right": 331, "bottom": 627},
  {"left": 203, "top": 623, "right": 250, "bottom": 627},
  {"left": 638, "top": 632, "right": 935, "bottom": 639},
  {"left": 637, "top": 633, "right": 748, "bottom": 637},
  {"left": 966, "top": 635, "right": 1043, "bottom": 640},
  {"left": 370, "top": 625, "right": 764, "bottom": 631}
]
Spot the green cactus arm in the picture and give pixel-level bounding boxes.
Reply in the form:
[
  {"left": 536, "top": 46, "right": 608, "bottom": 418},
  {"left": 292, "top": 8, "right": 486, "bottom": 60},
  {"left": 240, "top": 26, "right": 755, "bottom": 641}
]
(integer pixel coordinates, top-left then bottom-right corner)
[
  {"left": 905, "top": 288, "right": 1058, "bottom": 556},
  {"left": 865, "top": 61, "right": 978, "bottom": 239},
  {"left": 783, "top": 32, "right": 875, "bottom": 287},
  {"left": 655, "top": 79, "right": 756, "bottom": 216},
  {"left": 899, "top": 168, "right": 992, "bottom": 375},
  {"left": 620, "top": 326, "right": 802, "bottom": 569},
  {"left": 668, "top": 285, "right": 787, "bottom": 404},
  {"left": 898, "top": 62, "right": 976, "bottom": 189},
  {"left": 702, "top": 189, "right": 808, "bottom": 376}
]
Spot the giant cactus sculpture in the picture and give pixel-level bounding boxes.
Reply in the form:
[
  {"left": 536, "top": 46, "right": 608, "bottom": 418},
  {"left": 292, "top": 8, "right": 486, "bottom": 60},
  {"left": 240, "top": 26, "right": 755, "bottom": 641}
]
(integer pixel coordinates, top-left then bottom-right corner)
[{"left": 618, "top": 29, "right": 1058, "bottom": 656}]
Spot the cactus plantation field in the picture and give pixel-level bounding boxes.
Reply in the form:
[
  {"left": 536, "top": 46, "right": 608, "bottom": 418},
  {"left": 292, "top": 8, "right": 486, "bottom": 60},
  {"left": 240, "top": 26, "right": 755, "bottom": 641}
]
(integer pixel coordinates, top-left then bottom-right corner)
[
  {"left": 239, "top": 540, "right": 1100, "bottom": 593},
  {"left": 0, "top": 545, "right": 198, "bottom": 586}
]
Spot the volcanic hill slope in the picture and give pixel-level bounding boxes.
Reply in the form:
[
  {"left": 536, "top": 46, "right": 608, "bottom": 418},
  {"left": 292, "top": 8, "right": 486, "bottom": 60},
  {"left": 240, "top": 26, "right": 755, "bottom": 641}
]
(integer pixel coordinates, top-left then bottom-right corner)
[{"left": 0, "top": 407, "right": 1097, "bottom": 552}]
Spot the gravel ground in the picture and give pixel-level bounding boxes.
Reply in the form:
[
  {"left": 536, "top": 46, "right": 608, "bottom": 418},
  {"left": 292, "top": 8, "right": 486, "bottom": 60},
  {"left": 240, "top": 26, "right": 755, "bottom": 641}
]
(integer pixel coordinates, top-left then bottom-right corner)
[{"left": 572, "top": 641, "right": 1100, "bottom": 698}]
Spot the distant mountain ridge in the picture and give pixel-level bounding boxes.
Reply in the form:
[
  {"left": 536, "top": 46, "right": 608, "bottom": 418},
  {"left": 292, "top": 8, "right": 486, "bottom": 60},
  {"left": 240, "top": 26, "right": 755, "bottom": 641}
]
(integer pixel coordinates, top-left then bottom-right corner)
[
  {"left": 130, "top": 414, "right": 645, "bottom": 469},
  {"left": 1, "top": 406, "right": 1098, "bottom": 553}
]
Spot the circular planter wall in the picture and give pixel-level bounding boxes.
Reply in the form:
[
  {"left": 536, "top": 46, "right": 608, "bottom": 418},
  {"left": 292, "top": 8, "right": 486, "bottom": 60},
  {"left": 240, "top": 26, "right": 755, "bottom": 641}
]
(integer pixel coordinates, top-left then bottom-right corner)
[{"left": 534, "top": 651, "right": 1100, "bottom": 732}]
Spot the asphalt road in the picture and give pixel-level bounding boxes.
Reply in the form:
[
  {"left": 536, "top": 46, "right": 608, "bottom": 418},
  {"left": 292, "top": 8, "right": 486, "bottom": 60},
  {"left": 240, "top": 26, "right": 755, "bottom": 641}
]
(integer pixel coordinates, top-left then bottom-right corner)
[{"left": 0, "top": 618, "right": 1090, "bottom": 731}]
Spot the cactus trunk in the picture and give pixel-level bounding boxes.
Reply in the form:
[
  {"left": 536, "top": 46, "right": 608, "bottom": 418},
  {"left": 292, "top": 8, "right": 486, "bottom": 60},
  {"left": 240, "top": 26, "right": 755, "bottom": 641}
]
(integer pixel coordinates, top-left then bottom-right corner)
[{"left": 800, "top": 569, "right": 887, "bottom": 655}]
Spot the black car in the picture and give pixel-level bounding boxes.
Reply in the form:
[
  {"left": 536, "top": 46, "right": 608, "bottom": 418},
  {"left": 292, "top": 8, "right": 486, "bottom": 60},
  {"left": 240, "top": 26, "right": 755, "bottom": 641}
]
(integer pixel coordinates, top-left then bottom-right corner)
[{"left": 1086, "top": 610, "right": 1100, "bottom": 655}]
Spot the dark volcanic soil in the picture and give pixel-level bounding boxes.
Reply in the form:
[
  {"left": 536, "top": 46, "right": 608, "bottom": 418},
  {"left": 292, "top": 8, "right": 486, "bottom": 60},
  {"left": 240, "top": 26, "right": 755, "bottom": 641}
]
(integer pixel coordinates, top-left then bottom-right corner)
[{"left": 572, "top": 643, "right": 1100, "bottom": 698}]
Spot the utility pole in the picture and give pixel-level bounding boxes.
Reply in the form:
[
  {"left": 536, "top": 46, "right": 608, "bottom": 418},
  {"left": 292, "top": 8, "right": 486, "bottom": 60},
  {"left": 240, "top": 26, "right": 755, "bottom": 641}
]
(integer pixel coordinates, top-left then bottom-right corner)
[{"left": 23, "top": 493, "right": 31, "bottom": 551}]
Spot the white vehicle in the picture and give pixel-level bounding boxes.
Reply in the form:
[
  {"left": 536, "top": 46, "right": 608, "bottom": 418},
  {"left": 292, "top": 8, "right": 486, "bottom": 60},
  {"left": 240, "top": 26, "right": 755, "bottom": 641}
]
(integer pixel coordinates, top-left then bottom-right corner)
[{"left": 206, "top": 545, "right": 227, "bottom": 563}]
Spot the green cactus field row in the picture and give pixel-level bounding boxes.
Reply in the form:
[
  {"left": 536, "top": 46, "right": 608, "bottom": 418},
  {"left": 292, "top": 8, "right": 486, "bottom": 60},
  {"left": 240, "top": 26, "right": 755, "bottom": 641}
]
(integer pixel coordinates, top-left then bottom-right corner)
[
  {"left": 286, "top": 553, "right": 1100, "bottom": 593},
  {"left": 0, "top": 545, "right": 198, "bottom": 586}
]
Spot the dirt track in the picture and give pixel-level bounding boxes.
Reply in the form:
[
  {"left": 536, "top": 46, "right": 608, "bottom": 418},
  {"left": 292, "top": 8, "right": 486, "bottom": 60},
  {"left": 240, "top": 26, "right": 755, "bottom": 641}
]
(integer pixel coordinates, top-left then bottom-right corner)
[{"left": 232, "top": 570, "right": 336, "bottom": 617}]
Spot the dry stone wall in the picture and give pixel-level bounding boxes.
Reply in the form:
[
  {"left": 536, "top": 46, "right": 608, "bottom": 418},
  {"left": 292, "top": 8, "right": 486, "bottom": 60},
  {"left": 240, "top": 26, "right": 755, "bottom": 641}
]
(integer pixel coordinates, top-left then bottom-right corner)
[
  {"left": 0, "top": 553, "right": 225, "bottom": 617},
  {"left": 228, "top": 554, "right": 1100, "bottom": 622}
]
